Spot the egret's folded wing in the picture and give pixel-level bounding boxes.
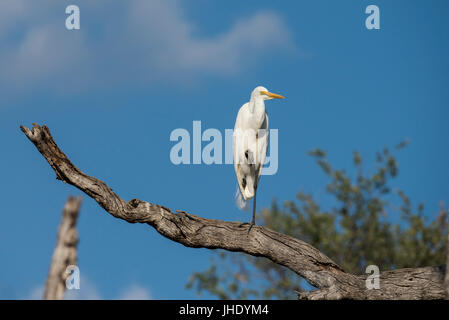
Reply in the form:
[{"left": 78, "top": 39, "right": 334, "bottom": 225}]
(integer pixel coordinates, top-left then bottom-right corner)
[
  {"left": 234, "top": 127, "right": 248, "bottom": 200},
  {"left": 256, "top": 114, "right": 269, "bottom": 181}
]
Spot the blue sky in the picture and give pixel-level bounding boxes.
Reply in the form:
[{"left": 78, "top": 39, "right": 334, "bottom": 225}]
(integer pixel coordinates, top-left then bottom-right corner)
[{"left": 0, "top": 0, "right": 448, "bottom": 299}]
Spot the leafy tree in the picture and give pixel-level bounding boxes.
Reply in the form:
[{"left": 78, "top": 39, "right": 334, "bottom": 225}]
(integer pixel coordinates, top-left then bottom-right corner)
[{"left": 186, "top": 143, "right": 448, "bottom": 299}]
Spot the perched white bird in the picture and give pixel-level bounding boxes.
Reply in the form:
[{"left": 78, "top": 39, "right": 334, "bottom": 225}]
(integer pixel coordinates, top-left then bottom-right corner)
[{"left": 233, "top": 86, "right": 285, "bottom": 230}]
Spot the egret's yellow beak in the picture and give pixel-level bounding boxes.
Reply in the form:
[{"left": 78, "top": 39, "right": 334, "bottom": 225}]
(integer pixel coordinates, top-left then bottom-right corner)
[{"left": 260, "top": 91, "right": 285, "bottom": 99}]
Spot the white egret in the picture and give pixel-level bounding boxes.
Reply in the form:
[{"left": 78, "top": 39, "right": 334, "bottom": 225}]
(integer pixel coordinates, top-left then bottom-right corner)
[{"left": 233, "top": 86, "right": 285, "bottom": 231}]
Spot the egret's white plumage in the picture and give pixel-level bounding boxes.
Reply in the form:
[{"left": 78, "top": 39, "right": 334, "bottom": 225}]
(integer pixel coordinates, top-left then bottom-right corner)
[{"left": 233, "top": 86, "right": 285, "bottom": 230}]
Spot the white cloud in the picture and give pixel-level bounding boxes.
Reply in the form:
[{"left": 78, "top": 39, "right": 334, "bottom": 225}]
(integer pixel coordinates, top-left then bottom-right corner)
[
  {"left": 119, "top": 284, "right": 152, "bottom": 300},
  {"left": 0, "top": 0, "right": 293, "bottom": 92},
  {"left": 124, "top": 0, "right": 291, "bottom": 75},
  {"left": 27, "top": 276, "right": 101, "bottom": 300},
  {"left": 63, "top": 276, "right": 101, "bottom": 300},
  {"left": 28, "top": 285, "right": 44, "bottom": 300},
  {"left": 27, "top": 278, "right": 152, "bottom": 300}
]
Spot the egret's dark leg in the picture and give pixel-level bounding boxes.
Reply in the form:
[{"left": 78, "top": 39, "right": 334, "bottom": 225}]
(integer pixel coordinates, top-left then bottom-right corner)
[
  {"left": 247, "top": 152, "right": 258, "bottom": 233},
  {"left": 247, "top": 190, "right": 257, "bottom": 233},
  {"left": 252, "top": 191, "right": 256, "bottom": 225}
]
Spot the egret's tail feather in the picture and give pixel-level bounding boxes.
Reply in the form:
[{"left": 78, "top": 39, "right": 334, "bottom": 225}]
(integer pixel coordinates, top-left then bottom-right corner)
[{"left": 234, "top": 185, "right": 249, "bottom": 211}]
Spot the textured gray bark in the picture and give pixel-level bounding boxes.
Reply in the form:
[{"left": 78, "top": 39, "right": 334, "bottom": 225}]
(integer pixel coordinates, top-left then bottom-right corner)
[
  {"left": 444, "top": 222, "right": 449, "bottom": 300},
  {"left": 21, "top": 123, "right": 446, "bottom": 300},
  {"left": 43, "top": 195, "right": 82, "bottom": 300}
]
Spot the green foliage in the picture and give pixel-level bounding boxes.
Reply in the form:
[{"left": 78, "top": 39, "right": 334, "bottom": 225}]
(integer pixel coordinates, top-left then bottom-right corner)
[{"left": 186, "top": 143, "right": 448, "bottom": 299}]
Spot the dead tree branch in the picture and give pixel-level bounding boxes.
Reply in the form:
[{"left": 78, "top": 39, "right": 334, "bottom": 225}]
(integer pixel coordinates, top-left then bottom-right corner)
[
  {"left": 44, "top": 195, "right": 82, "bottom": 300},
  {"left": 21, "top": 123, "right": 446, "bottom": 300},
  {"left": 445, "top": 216, "right": 449, "bottom": 300}
]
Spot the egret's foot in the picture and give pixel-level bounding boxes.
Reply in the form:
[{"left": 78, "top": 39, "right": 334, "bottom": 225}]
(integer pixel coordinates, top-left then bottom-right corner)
[
  {"left": 239, "top": 221, "right": 251, "bottom": 228},
  {"left": 247, "top": 222, "right": 255, "bottom": 233},
  {"left": 239, "top": 219, "right": 256, "bottom": 233},
  {"left": 247, "top": 216, "right": 256, "bottom": 233}
]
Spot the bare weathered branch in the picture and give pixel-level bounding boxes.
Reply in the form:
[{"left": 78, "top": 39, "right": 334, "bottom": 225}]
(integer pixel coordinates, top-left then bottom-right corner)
[
  {"left": 21, "top": 123, "right": 446, "bottom": 300},
  {"left": 44, "top": 196, "right": 82, "bottom": 300},
  {"left": 445, "top": 214, "right": 449, "bottom": 300}
]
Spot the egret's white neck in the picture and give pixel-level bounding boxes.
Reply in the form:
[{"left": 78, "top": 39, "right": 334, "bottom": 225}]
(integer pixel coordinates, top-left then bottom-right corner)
[{"left": 248, "top": 96, "right": 266, "bottom": 128}]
